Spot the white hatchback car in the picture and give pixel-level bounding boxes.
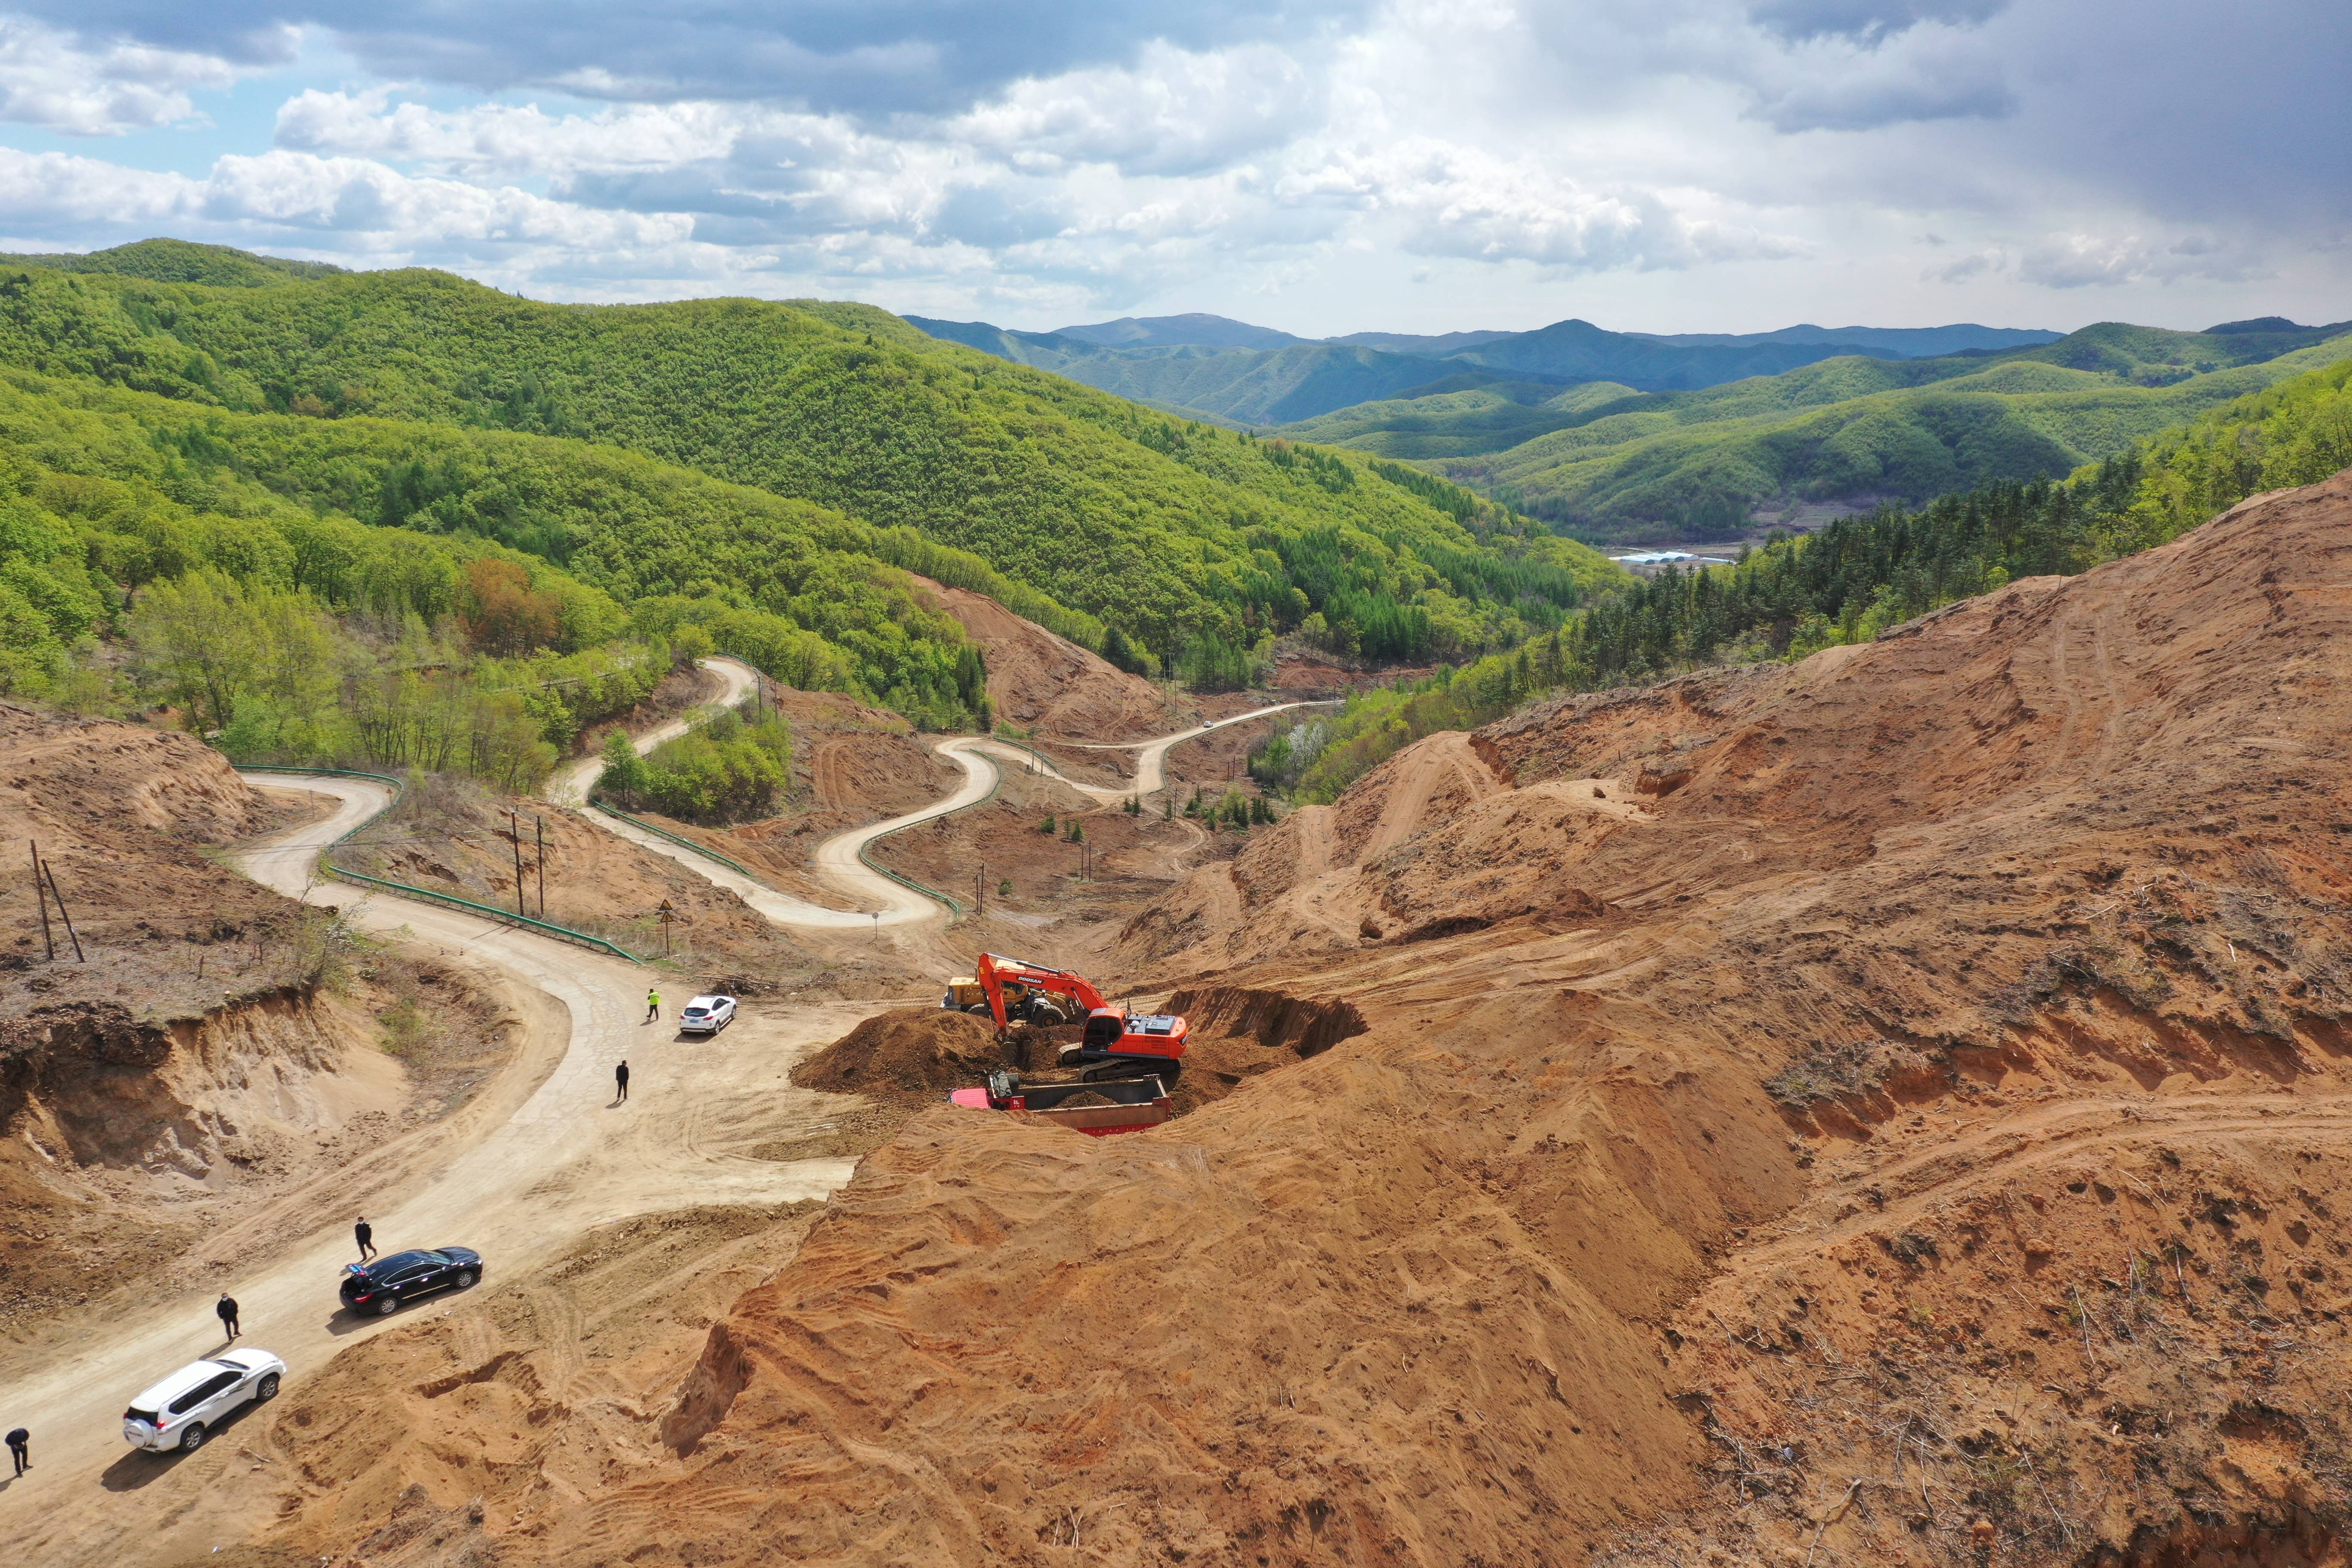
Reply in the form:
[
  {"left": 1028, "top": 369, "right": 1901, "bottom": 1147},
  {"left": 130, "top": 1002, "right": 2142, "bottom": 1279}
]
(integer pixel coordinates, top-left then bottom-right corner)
[
  {"left": 678, "top": 994, "right": 737, "bottom": 1035},
  {"left": 122, "top": 1347, "right": 286, "bottom": 1453}
]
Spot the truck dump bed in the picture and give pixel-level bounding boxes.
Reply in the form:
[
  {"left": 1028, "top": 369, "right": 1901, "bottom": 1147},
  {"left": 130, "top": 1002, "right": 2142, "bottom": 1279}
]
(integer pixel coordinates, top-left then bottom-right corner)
[{"left": 947, "top": 1075, "right": 1172, "bottom": 1136}]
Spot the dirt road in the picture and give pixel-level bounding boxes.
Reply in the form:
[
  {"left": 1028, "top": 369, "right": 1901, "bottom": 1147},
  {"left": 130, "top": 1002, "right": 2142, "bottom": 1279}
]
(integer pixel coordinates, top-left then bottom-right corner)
[
  {"left": 1059, "top": 698, "right": 1340, "bottom": 795},
  {"left": 559, "top": 657, "right": 996, "bottom": 929},
  {"left": 546, "top": 672, "right": 1328, "bottom": 940},
  {"left": 0, "top": 775, "right": 867, "bottom": 1568}
]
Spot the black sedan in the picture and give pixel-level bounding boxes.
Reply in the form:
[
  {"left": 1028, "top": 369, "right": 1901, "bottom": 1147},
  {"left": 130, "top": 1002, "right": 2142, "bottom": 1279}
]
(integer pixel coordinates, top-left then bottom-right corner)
[{"left": 340, "top": 1247, "right": 483, "bottom": 1316}]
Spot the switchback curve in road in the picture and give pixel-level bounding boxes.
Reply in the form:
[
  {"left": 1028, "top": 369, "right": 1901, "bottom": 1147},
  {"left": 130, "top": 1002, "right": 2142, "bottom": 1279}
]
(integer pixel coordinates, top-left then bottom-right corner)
[
  {"left": 552, "top": 672, "right": 1332, "bottom": 934},
  {"left": 1050, "top": 698, "right": 1342, "bottom": 796},
  {"left": 556, "top": 656, "right": 997, "bottom": 929}
]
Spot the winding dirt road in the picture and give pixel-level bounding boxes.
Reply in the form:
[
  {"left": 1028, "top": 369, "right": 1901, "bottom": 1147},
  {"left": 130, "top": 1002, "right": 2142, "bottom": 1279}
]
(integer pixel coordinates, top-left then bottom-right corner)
[
  {"left": 560, "top": 657, "right": 997, "bottom": 928},
  {"left": 558, "top": 666, "right": 1330, "bottom": 931},
  {"left": 0, "top": 775, "right": 867, "bottom": 1568}
]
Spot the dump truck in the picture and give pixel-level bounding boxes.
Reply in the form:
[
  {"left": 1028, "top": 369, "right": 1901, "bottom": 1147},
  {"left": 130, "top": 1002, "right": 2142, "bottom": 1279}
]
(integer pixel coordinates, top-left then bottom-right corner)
[
  {"left": 948, "top": 1069, "right": 1173, "bottom": 1137},
  {"left": 940, "top": 974, "right": 1074, "bottom": 1025}
]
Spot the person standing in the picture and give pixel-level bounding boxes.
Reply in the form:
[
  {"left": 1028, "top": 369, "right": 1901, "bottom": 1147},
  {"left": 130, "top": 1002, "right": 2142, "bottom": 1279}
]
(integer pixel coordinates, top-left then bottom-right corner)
[
  {"left": 645, "top": 989, "right": 660, "bottom": 1024},
  {"left": 5, "top": 1426, "right": 26, "bottom": 1476},
  {"left": 216, "top": 1293, "right": 240, "bottom": 1340},
  {"left": 355, "top": 1216, "right": 376, "bottom": 1262},
  {"left": 616, "top": 1060, "right": 630, "bottom": 1102}
]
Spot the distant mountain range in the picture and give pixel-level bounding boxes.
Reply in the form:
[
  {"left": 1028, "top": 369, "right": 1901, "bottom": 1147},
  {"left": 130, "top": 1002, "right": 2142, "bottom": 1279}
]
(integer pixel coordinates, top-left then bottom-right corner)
[
  {"left": 903, "top": 312, "right": 2064, "bottom": 426},
  {"left": 909, "top": 303, "right": 2352, "bottom": 545}
]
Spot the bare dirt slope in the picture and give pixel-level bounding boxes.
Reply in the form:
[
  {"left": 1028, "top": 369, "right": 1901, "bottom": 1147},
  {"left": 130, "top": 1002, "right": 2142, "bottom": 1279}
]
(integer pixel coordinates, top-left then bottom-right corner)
[
  {"left": 521, "top": 472, "right": 2352, "bottom": 1567},
  {"left": 906, "top": 574, "right": 1181, "bottom": 739},
  {"left": 0, "top": 710, "right": 527, "bottom": 1345}
]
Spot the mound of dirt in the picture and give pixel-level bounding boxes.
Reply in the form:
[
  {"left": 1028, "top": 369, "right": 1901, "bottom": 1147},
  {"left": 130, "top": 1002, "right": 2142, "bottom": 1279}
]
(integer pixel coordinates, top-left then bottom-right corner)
[
  {"left": 789, "top": 1007, "right": 1004, "bottom": 1104},
  {"left": 905, "top": 574, "right": 1179, "bottom": 740},
  {"left": 555, "top": 469, "right": 2352, "bottom": 1567}
]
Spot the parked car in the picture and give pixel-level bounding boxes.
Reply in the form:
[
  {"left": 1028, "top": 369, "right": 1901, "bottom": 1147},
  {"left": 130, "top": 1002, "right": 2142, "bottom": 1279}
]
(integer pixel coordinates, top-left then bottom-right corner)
[
  {"left": 678, "top": 994, "right": 737, "bottom": 1034},
  {"left": 339, "top": 1246, "right": 483, "bottom": 1316},
  {"left": 122, "top": 1348, "right": 285, "bottom": 1453}
]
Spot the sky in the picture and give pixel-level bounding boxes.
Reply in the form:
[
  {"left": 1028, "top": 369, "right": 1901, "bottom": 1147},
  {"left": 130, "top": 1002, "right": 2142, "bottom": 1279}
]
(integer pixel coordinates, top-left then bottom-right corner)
[{"left": 0, "top": 1, "right": 2340, "bottom": 337}]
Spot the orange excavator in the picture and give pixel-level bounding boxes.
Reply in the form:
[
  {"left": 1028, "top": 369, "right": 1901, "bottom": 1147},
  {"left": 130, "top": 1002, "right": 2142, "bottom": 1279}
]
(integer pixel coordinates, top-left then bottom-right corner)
[{"left": 974, "top": 950, "right": 1188, "bottom": 1083}]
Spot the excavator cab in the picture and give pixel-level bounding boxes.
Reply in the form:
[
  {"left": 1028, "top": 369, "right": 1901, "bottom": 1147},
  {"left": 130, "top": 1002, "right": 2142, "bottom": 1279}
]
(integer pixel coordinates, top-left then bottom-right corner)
[{"left": 977, "top": 951, "right": 1188, "bottom": 1083}]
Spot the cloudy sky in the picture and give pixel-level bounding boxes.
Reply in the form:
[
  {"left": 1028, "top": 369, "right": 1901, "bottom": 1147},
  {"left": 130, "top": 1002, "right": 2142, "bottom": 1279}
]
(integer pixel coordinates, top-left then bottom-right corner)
[{"left": 0, "top": 1, "right": 2340, "bottom": 336}]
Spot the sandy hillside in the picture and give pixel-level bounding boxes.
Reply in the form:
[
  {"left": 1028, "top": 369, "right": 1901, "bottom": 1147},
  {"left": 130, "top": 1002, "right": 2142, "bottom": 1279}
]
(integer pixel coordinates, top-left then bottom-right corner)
[
  {"left": 465, "top": 471, "right": 2352, "bottom": 1566},
  {"left": 907, "top": 573, "right": 1182, "bottom": 740},
  {"left": 0, "top": 708, "right": 524, "bottom": 1345}
]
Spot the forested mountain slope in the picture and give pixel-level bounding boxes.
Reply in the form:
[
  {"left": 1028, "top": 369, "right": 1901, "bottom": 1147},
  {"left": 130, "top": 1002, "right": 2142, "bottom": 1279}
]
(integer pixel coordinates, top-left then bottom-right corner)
[
  {"left": 0, "top": 248, "right": 1622, "bottom": 665},
  {"left": 912, "top": 314, "right": 2067, "bottom": 430},
  {"left": 1247, "top": 346, "right": 2352, "bottom": 803},
  {"left": 1416, "top": 325, "right": 2352, "bottom": 539},
  {"left": 0, "top": 364, "right": 1024, "bottom": 783}
]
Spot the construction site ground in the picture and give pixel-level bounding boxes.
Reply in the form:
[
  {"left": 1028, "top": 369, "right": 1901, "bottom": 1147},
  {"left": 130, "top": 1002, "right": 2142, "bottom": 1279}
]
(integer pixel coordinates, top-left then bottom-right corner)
[{"left": 6, "top": 471, "right": 2352, "bottom": 1568}]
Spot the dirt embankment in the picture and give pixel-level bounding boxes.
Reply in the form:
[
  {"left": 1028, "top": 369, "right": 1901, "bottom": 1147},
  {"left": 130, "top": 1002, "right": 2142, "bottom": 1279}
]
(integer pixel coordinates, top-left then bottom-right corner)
[
  {"left": 790, "top": 1007, "right": 1002, "bottom": 1105},
  {"left": 553, "top": 471, "right": 2352, "bottom": 1565},
  {"left": 0, "top": 708, "right": 521, "bottom": 1341},
  {"left": 906, "top": 574, "right": 1182, "bottom": 741}
]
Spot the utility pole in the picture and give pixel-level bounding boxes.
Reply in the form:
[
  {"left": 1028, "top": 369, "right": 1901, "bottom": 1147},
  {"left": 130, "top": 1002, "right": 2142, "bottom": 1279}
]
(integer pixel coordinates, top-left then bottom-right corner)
[
  {"left": 503, "top": 809, "right": 526, "bottom": 916},
  {"left": 28, "top": 839, "right": 51, "bottom": 962},
  {"left": 975, "top": 860, "right": 986, "bottom": 919},
  {"left": 37, "top": 851, "right": 83, "bottom": 962},
  {"left": 534, "top": 815, "right": 547, "bottom": 919}
]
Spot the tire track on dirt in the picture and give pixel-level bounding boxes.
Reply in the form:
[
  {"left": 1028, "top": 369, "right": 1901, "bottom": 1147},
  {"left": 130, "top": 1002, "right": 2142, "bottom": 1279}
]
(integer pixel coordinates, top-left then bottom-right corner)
[{"left": 0, "top": 774, "right": 866, "bottom": 1568}]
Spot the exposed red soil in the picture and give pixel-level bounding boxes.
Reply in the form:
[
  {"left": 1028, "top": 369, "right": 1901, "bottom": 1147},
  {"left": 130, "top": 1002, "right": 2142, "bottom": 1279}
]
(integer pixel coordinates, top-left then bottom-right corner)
[
  {"left": 906, "top": 574, "right": 1184, "bottom": 740},
  {"left": 789, "top": 1007, "right": 1001, "bottom": 1106},
  {"left": 521, "top": 471, "right": 2352, "bottom": 1566}
]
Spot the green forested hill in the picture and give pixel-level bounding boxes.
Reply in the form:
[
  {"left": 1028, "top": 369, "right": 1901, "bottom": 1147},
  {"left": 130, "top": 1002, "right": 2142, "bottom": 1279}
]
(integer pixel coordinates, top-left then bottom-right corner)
[
  {"left": 0, "top": 254, "right": 1623, "bottom": 664},
  {"left": 1282, "top": 380, "right": 1638, "bottom": 459},
  {"left": 0, "top": 365, "right": 1016, "bottom": 761},
  {"left": 1250, "top": 344, "right": 2352, "bottom": 803},
  {"left": 1416, "top": 328, "right": 2352, "bottom": 540},
  {"left": 4, "top": 238, "right": 347, "bottom": 288}
]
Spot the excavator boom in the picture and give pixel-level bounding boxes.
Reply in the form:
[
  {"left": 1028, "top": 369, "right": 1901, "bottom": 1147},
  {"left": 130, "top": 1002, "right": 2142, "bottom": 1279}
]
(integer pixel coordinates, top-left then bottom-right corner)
[{"left": 971, "top": 951, "right": 1188, "bottom": 1077}]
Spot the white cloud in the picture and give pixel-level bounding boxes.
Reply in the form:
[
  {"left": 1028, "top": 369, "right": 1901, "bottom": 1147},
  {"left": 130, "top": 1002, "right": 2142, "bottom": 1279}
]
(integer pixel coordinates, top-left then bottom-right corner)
[
  {"left": 0, "top": 0, "right": 2343, "bottom": 331},
  {"left": 0, "top": 16, "right": 264, "bottom": 135},
  {"left": 2017, "top": 230, "right": 2267, "bottom": 290},
  {"left": 955, "top": 42, "right": 1322, "bottom": 178},
  {"left": 275, "top": 89, "right": 759, "bottom": 176}
]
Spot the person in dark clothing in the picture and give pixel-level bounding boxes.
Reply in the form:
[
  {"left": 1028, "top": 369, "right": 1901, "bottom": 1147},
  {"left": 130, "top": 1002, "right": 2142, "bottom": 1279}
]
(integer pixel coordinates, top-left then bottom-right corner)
[
  {"left": 216, "top": 1293, "right": 239, "bottom": 1340},
  {"left": 355, "top": 1217, "right": 376, "bottom": 1261},
  {"left": 615, "top": 1060, "right": 630, "bottom": 1102},
  {"left": 6, "top": 1426, "right": 26, "bottom": 1476}
]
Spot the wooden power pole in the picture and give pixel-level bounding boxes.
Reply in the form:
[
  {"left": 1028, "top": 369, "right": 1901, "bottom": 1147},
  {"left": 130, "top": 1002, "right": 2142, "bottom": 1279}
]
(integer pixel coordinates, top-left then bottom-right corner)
[
  {"left": 502, "top": 809, "right": 526, "bottom": 917},
  {"left": 28, "top": 839, "right": 51, "bottom": 961}
]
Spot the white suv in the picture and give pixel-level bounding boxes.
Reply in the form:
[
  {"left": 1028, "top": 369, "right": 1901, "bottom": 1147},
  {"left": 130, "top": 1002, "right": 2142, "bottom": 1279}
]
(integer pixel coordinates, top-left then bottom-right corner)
[
  {"left": 679, "top": 995, "right": 737, "bottom": 1035},
  {"left": 122, "top": 1348, "right": 286, "bottom": 1452}
]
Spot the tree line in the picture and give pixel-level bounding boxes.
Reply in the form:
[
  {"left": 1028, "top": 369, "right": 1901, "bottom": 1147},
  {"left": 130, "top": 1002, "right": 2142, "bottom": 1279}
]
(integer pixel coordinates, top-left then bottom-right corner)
[{"left": 1254, "top": 351, "right": 2352, "bottom": 801}]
